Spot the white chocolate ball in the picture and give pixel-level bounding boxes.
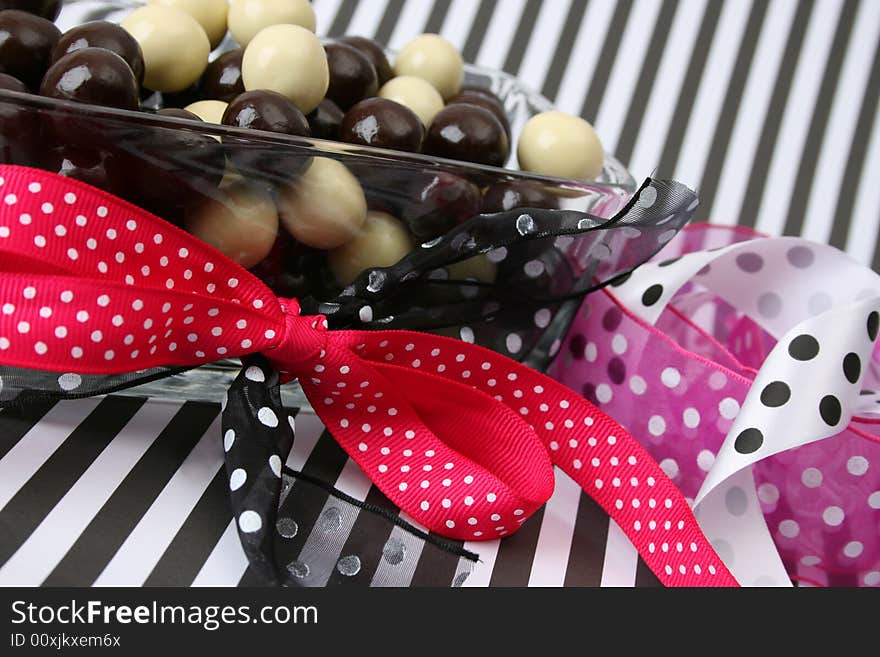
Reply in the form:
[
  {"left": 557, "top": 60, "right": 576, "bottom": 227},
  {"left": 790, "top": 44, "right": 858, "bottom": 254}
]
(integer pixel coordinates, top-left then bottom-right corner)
[
  {"left": 447, "top": 255, "right": 497, "bottom": 284},
  {"left": 122, "top": 5, "right": 210, "bottom": 93},
  {"left": 378, "top": 76, "right": 445, "bottom": 128},
  {"left": 328, "top": 211, "right": 414, "bottom": 286},
  {"left": 228, "top": 0, "right": 316, "bottom": 47},
  {"left": 242, "top": 24, "right": 328, "bottom": 114},
  {"left": 184, "top": 99, "right": 228, "bottom": 125},
  {"left": 517, "top": 111, "right": 604, "bottom": 181},
  {"left": 393, "top": 34, "right": 463, "bottom": 100},
  {"left": 147, "top": 0, "right": 229, "bottom": 49},
  {"left": 185, "top": 180, "right": 279, "bottom": 270},
  {"left": 278, "top": 157, "right": 367, "bottom": 250}
]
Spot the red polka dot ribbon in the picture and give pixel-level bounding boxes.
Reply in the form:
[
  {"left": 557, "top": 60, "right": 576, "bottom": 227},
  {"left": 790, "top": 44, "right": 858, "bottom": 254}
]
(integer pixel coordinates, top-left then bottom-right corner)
[{"left": 0, "top": 165, "right": 737, "bottom": 586}]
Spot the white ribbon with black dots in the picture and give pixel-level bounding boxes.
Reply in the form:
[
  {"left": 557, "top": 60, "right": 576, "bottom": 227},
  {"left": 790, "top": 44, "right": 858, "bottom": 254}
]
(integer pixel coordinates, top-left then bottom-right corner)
[{"left": 611, "top": 235, "right": 880, "bottom": 585}]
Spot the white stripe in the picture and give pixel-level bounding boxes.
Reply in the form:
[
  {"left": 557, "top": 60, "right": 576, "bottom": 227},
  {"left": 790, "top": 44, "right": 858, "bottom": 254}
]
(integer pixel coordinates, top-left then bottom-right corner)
[
  {"left": 844, "top": 88, "right": 880, "bottom": 265},
  {"left": 527, "top": 469, "right": 581, "bottom": 586},
  {"left": 516, "top": 0, "right": 574, "bottom": 93},
  {"left": 459, "top": 538, "right": 501, "bottom": 587},
  {"left": 754, "top": 0, "right": 844, "bottom": 236},
  {"left": 288, "top": 410, "right": 326, "bottom": 472},
  {"left": 553, "top": 0, "right": 617, "bottom": 112},
  {"left": 599, "top": 519, "right": 638, "bottom": 587},
  {"left": 708, "top": 0, "right": 798, "bottom": 225},
  {"left": 387, "top": 0, "right": 436, "bottom": 51},
  {"left": 348, "top": 0, "right": 391, "bottom": 40},
  {"left": 474, "top": 0, "right": 528, "bottom": 71},
  {"left": 673, "top": 0, "right": 752, "bottom": 189},
  {"left": 439, "top": 0, "right": 483, "bottom": 51},
  {"left": 0, "top": 397, "right": 101, "bottom": 511},
  {"left": 627, "top": 0, "right": 709, "bottom": 181},
  {"left": 593, "top": 0, "right": 665, "bottom": 156},
  {"left": 313, "top": 0, "right": 345, "bottom": 36},
  {"left": 0, "top": 401, "right": 179, "bottom": 585},
  {"left": 333, "top": 457, "right": 374, "bottom": 501},
  {"left": 190, "top": 520, "right": 249, "bottom": 587},
  {"left": 802, "top": 2, "right": 880, "bottom": 244},
  {"left": 92, "top": 411, "right": 221, "bottom": 586}
]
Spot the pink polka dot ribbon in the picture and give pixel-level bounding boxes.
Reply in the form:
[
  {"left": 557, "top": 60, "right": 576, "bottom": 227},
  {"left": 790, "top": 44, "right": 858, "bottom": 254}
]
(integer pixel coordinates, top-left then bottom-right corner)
[{"left": 0, "top": 165, "right": 737, "bottom": 587}]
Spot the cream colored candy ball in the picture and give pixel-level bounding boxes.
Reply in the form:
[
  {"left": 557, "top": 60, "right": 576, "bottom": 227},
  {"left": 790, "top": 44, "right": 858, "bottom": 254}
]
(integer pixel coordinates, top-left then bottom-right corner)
[
  {"left": 184, "top": 100, "right": 228, "bottom": 125},
  {"left": 147, "top": 0, "right": 229, "bottom": 49},
  {"left": 328, "top": 211, "right": 414, "bottom": 286},
  {"left": 279, "top": 157, "right": 367, "bottom": 250},
  {"left": 378, "top": 76, "right": 444, "bottom": 128},
  {"left": 242, "top": 24, "right": 328, "bottom": 114},
  {"left": 447, "top": 255, "right": 497, "bottom": 284},
  {"left": 393, "top": 34, "right": 463, "bottom": 100},
  {"left": 517, "top": 111, "right": 604, "bottom": 181},
  {"left": 122, "top": 5, "right": 210, "bottom": 93},
  {"left": 185, "top": 181, "right": 279, "bottom": 270},
  {"left": 228, "top": 0, "right": 316, "bottom": 47}
]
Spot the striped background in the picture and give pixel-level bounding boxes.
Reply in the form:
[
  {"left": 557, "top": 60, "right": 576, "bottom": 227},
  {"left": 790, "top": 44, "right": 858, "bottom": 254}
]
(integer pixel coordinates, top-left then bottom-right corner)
[{"left": 3, "top": 0, "right": 878, "bottom": 586}]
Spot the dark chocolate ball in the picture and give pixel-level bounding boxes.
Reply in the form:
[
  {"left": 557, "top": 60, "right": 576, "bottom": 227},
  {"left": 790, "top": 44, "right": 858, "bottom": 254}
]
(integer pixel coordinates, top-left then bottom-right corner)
[
  {"left": 110, "top": 120, "right": 226, "bottom": 220},
  {"left": 0, "top": 72, "right": 39, "bottom": 165},
  {"left": 424, "top": 104, "right": 509, "bottom": 168},
  {"left": 222, "top": 89, "right": 310, "bottom": 135},
  {"left": 0, "top": 70, "right": 25, "bottom": 91},
  {"left": 221, "top": 89, "right": 312, "bottom": 183},
  {"left": 40, "top": 144, "right": 122, "bottom": 193},
  {"left": 338, "top": 35, "right": 392, "bottom": 86},
  {"left": 340, "top": 97, "right": 423, "bottom": 152},
  {"left": 306, "top": 97, "right": 343, "bottom": 140},
  {"left": 480, "top": 180, "right": 559, "bottom": 214},
  {"left": 0, "top": 1, "right": 61, "bottom": 21},
  {"left": 159, "top": 81, "right": 201, "bottom": 109},
  {"left": 402, "top": 172, "right": 481, "bottom": 241},
  {"left": 447, "top": 88, "right": 510, "bottom": 138},
  {"left": 199, "top": 48, "right": 244, "bottom": 102},
  {"left": 324, "top": 41, "right": 378, "bottom": 110},
  {"left": 0, "top": 9, "right": 60, "bottom": 90},
  {"left": 51, "top": 21, "right": 144, "bottom": 86},
  {"left": 40, "top": 47, "right": 138, "bottom": 110},
  {"left": 156, "top": 107, "right": 201, "bottom": 121}
]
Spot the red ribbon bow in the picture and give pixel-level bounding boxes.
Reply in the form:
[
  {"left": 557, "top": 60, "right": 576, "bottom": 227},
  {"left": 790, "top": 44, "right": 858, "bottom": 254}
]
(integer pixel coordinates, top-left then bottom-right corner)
[{"left": 0, "top": 165, "right": 737, "bottom": 586}]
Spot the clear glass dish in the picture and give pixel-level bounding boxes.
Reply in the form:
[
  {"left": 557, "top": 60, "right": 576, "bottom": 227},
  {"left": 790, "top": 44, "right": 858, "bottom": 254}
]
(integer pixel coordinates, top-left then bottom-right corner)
[{"left": 1, "top": 0, "right": 638, "bottom": 407}]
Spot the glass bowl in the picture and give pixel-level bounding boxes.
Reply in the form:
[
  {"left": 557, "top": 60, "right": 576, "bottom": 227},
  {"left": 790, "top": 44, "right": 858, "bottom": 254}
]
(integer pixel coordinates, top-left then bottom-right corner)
[{"left": 0, "top": 0, "right": 639, "bottom": 406}]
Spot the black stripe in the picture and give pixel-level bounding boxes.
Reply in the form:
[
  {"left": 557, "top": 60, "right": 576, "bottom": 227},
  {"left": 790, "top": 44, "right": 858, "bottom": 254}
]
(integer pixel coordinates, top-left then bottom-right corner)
[
  {"left": 488, "top": 507, "right": 544, "bottom": 586},
  {"left": 0, "top": 396, "right": 145, "bottom": 570},
  {"left": 563, "top": 492, "right": 609, "bottom": 586},
  {"left": 41, "top": 401, "right": 218, "bottom": 586},
  {"left": 144, "top": 466, "right": 228, "bottom": 587},
  {"left": 0, "top": 398, "right": 56, "bottom": 461},
  {"left": 325, "top": 485, "right": 398, "bottom": 586},
  {"left": 696, "top": 0, "right": 770, "bottom": 224},
  {"left": 655, "top": 0, "right": 722, "bottom": 177},
  {"left": 831, "top": 34, "right": 880, "bottom": 250},
  {"left": 613, "top": 0, "right": 679, "bottom": 166},
  {"left": 462, "top": 0, "right": 499, "bottom": 64},
  {"left": 408, "top": 532, "right": 465, "bottom": 587},
  {"left": 423, "top": 0, "right": 452, "bottom": 34},
  {"left": 737, "top": 0, "right": 815, "bottom": 229},
  {"left": 541, "top": 0, "right": 590, "bottom": 102},
  {"left": 326, "top": 0, "right": 358, "bottom": 37},
  {"left": 237, "top": 430, "right": 350, "bottom": 585},
  {"left": 634, "top": 556, "right": 663, "bottom": 587},
  {"left": 783, "top": 0, "right": 859, "bottom": 237},
  {"left": 502, "top": 0, "right": 543, "bottom": 76},
  {"left": 374, "top": 0, "right": 406, "bottom": 45},
  {"left": 580, "top": 0, "right": 634, "bottom": 122}
]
